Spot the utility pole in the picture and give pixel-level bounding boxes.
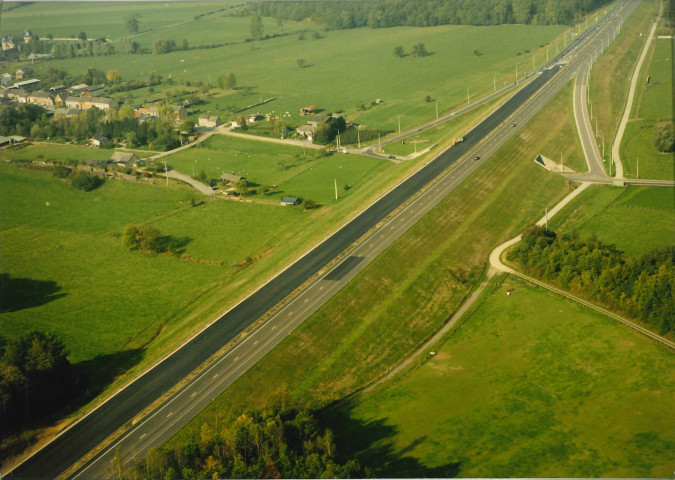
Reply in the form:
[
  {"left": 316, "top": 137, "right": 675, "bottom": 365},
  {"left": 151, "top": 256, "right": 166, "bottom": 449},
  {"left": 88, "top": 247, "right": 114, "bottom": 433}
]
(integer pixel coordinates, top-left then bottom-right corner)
[
  {"left": 357, "top": 126, "right": 361, "bottom": 149},
  {"left": 516, "top": 63, "right": 519, "bottom": 83},
  {"left": 398, "top": 115, "right": 402, "bottom": 134},
  {"left": 164, "top": 161, "right": 169, "bottom": 187},
  {"left": 636, "top": 157, "right": 639, "bottom": 178},
  {"left": 334, "top": 178, "right": 338, "bottom": 200},
  {"left": 435, "top": 100, "right": 439, "bottom": 120}
]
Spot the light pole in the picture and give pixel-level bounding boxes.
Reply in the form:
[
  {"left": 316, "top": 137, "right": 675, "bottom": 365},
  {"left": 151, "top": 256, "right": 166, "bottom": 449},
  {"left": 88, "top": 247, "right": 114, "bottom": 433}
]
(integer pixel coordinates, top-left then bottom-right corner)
[
  {"left": 597, "top": 133, "right": 605, "bottom": 159},
  {"left": 435, "top": 100, "right": 439, "bottom": 119}
]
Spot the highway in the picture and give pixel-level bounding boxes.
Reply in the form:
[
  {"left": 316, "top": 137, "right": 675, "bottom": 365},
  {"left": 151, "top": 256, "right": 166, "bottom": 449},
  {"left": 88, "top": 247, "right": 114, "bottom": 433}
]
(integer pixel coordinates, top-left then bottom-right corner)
[{"left": 7, "top": 2, "right": 639, "bottom": 478}]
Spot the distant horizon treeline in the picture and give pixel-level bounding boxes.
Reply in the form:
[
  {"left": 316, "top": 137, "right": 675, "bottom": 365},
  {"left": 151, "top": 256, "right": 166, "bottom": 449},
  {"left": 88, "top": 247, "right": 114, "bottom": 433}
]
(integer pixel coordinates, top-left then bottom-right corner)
[{"left": 248, "top": 0, "right": 615, "bottom": 29}]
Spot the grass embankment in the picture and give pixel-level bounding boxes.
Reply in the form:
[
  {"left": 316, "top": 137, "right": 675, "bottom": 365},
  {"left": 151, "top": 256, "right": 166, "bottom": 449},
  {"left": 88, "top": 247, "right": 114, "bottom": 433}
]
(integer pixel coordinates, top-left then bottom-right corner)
[
  {"left": 166, "top": 81, "right": 579, "bottom": 455},
  {"left": 588, "top": 0, "right": 659, "bottom": 171},
  {"left": 621, "top": 33, "right": 674, "bottom": 180},
  {"left": 549, "top": 184, "right": 675, "bottom": 256},
  {"left": 330, "top": 276, "right": 675, "bottom": 478}
]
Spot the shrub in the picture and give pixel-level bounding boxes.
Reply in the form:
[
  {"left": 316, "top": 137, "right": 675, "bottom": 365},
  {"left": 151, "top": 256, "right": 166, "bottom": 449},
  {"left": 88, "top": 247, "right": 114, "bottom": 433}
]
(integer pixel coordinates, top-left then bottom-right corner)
[{"left": 70, "top": 171, "right": 104, "bottom": 191}]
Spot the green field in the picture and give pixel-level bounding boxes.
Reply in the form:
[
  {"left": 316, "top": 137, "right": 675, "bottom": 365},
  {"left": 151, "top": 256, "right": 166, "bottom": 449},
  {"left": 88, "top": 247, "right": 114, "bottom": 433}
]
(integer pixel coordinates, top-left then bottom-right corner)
[
  {"left": 634, "top": 38, "right": 673, "bottom": 121},
  {"left": 10, "top": 11, "right": 564, "bottom": 133},
  {"left": 621, "top": 120, "right": 675, "bottom": 179},
  {"left": 0, "top": 2, "right": 249, "bottom": 45},
  {"left": 549, "top": 184, "right": 675, "bottom": 256},
  {"left": 621, "top": 22, "right": 674, "bottom": 180},
  {"left": 167, "top": 80, "right": 579, "bottom": 453},
  {"left": 0, "top": 144, "right": 117, "bottom": 164},
  {"left": 167, "top": 136, "right": 392, "bottom": 204},
  {"left": 327, "top": 277, "right": 675, "bottom": 478}
]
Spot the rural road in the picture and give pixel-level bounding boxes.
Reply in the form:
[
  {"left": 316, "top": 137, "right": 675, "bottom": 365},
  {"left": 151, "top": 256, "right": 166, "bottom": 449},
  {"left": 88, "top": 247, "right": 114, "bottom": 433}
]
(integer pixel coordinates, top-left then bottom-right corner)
[{"left": 6, "top": 2, "right": 639, "bottom": 479}]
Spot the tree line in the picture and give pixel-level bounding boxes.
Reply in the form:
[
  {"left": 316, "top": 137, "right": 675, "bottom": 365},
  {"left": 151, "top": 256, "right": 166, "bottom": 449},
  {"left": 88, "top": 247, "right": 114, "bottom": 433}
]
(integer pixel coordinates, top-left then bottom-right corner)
[
  {"left": 0, "top": 330, "right": 78, "bottom": 448},
  {"left": 113, "top": 406, "right": 367, "bottom": 479},
  {"left": 508, "top": 226, "right": 675, "bottom": 335},
  {"left": 0, "top": 103, "right": 181, "bottom": 151},
  {"left": 249, "top": 0, "right": 614, "bottom": 29}
]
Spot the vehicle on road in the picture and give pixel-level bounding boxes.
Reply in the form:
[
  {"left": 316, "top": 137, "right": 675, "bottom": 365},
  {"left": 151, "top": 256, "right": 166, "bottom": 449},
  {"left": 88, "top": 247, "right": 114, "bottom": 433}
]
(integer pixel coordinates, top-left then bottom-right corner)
[
  {"left": 474, "top": 156, "right": 480, "bottom": 161},
  {"left": 450, "top": 136, "right": 464, "bottom": 147}
]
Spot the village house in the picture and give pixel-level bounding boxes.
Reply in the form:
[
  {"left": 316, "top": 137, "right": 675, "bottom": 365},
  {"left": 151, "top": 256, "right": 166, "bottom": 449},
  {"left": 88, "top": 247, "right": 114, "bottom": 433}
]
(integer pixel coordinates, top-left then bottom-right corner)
[
  {"left": 1, "top": 36, "right": 16, "bottom": 51},
  {"left": 69, "top": 84, "right": 89, "bottom": 95},
  {"left": 245, "top": 114, "right": 264, "bottom": 124},
  {"left": 26, "top": 91, "right": 55, "bottom": 107},
  {"left": 23, "top": 29, "right": 33, "bottom": 44},
  {"left": 15, "top": 67, "right": 33, "bottom": 80},
  {"left": 220, "top": 173, "right": 244, "bottom": 185},
  {"left": 82, "top": 86, "right": 106, "bottom": 97},
  {"left": 66, "top": 96, "right": 118, "bottom": 111},
  {"left": 50, "top": 85, "right": 67, "bottom": 93},
  {"left": 0, "top": 73, "right": 12, "bottom": 86},
  {"left": 198, "top": 115, "right": 221, "bottom": 128},
  {"left": 109, "top": 152, "right": 140, "bottom": 168},
  {"left": 172, "top": 105, "right": 187, "bottom": 121},
  {"left": 296, "top": 125, "right": 314, "bottom": 141},
  {"left": 296, "top": 115, "right": 330, "bottom": 141},
  {"left": 89, "top": 134, "right": 110, "bottom": 147},
  {"left": 7, "top": 90, "right": 28, "bottom": 103}
]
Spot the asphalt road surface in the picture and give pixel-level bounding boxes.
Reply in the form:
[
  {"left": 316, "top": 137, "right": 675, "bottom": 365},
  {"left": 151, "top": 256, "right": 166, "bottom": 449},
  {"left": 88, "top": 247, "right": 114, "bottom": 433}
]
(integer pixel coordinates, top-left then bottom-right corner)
[{"left": 8, "top": 3, "right": 637, "bottom": 478}]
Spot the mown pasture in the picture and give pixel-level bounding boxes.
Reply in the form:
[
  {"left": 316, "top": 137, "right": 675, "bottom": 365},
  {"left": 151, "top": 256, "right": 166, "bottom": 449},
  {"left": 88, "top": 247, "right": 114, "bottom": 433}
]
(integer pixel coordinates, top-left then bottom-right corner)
[
  {"left": 16, "top": 13, "right": 565, "bottom": 133},
  {"left": 548, "top": 184, "right": 675, "bottom": 256},
  {"left": 329, "top": 276, "right": 675, "bottom": 478}
]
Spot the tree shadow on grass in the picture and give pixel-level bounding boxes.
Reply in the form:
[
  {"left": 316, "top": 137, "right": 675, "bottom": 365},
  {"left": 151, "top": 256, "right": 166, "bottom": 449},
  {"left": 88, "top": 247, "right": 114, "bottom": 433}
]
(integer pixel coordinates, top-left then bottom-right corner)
[
  {"left": 159, "top": 236, "right": 193, "bottom": 255},
  {"left": 318, "top": 398, "right": 461, "bottom": 478},
  {"left": 0, "top": 273, "right": 67, "bottom": 313},
  {"left": 72, "top": 348, "right": 146, "bottom": 404}
]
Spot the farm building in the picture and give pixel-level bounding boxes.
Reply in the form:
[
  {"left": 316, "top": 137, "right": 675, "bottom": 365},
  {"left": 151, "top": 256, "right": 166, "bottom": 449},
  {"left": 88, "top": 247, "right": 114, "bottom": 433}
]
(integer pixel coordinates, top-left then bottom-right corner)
[
  {"left": 220, "top": 173, "right": 244, "bottom": 184},
  {"left": 109, "top": 152, "right": 140, "bottom": 168},
  {"left": 26, "top": 91, "right": 55, "bottom": 107},
  {"left": 299, "top": 105, "right": 318, "bottom": 116},
  {"left": 90, "top": 134, "right": 110, "bottom": 147},
  {"left": 198, "top": 115, "right": 221, "bottom": 128},
  {"left": 280, "top": 197, "right": 300, "bottom": 206},
  {"left": 15, "top": 66, "right": 33, "bottom": 79}
]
